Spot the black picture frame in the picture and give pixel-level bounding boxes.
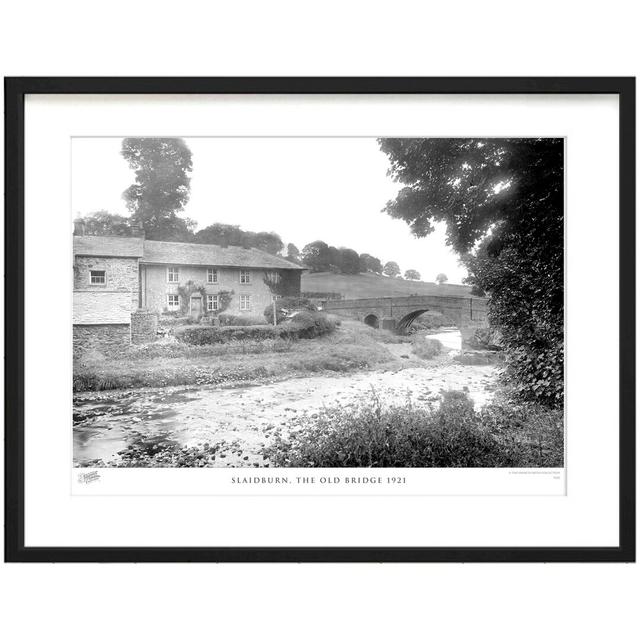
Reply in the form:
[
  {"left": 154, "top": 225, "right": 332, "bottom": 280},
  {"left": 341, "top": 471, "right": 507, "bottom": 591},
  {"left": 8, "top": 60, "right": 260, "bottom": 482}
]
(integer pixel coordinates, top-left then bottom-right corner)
[{"left": 4, "top": 77, "right": 635, "bottom": 563}]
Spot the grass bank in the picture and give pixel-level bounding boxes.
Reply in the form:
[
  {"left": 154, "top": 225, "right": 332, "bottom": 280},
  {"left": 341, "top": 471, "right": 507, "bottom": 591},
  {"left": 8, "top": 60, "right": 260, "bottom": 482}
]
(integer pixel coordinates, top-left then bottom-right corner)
[{"left": 74, "top": 320, "right": 410, "bottom": 392}]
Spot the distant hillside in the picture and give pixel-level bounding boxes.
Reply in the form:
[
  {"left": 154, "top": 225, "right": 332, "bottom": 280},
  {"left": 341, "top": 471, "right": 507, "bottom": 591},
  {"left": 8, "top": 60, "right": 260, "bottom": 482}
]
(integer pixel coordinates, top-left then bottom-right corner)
[{"left": 301, "top": 272, "right": 476, "bottom": 300}]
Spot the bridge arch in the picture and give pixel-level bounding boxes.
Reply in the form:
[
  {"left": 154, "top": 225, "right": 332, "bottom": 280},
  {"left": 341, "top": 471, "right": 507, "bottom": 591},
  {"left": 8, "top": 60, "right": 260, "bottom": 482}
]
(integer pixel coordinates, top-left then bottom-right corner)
[
  {"left": 363, "top": 313, "right": 380, "bottom": 329},
  {"left": 397, "top": 309, "right": 437, "bottom": 333}
]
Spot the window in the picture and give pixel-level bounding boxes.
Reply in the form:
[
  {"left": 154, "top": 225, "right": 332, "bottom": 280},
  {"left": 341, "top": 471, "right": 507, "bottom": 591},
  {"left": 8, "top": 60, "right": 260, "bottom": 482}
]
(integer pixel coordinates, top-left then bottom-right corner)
[
  {"left": 167, "top": 267, "right": 180, "bottom": 283},
  {"left": 239, "top": 294, "right": 251, "bottom": 311},
  {"left": 240, "top": 269, "right": 251, "bottom": 284},
  {"left": 266, "top": 271, "right": 281, "bottom": 284},
  {"left": 90, "top": 270, "right": 106, "bottom": 285},
  {"left": 207, "top": 268, "right": 218, "bottom": 284},
  {"left": 207, "top": 294, "right": 219, "bottom": 311},
  {"left": 167, "top": 294, "right": 180, "bottom": 311}
]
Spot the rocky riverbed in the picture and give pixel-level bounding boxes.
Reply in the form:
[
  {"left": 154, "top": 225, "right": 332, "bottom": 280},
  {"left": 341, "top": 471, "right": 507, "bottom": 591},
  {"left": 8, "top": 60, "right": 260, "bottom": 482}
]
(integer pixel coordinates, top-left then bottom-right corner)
[{"left": 74, "top": 342, "right": 499, "bottom": 468}]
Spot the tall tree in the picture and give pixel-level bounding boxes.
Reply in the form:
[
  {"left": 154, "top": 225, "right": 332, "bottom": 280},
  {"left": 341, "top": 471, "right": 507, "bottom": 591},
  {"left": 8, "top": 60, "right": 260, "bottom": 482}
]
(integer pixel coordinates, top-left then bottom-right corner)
[
  {"left": 286, "top": 243, "right": 301, "bottom": 263},
  {"left": 254, "top": 231, "right": 284, "bottom": 255},
  {"left": 194, "top": 224, "right": 283, "bottom": 254},
  {"left": 121, "top": 138, "right": 194, "bottom": 241},
  {"left": 326, "top": 246, "right": 342, "bottom": 272},
  {"left": 379, "top": 137, "right": 563, "bottom": 406},
  {"left": 435, "top": 273, "right": 448, "bottom": 285},
  {"left": 195, "top": 223, "right": 244, "bottom": 246},
  {"left": 337, "top": 248, "right": 362, "bottom": 274},
  {"left": 405, "top": 269, "right": 421, "bottom": 280},
  {"left": 301, "top": 240, "right": 331, "bottom": 272},
  {"left": 359, "top": 253, "right": 383, "bottom": 274},
  {"left": 383, "top": 261, "right": 401, "bottom": 278}
]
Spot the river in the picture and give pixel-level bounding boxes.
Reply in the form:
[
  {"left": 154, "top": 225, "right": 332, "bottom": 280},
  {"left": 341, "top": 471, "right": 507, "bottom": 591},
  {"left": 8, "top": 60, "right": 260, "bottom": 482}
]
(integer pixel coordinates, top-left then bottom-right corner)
[{"left": 73, "top": 330, "right": 498, "bottom": 467}]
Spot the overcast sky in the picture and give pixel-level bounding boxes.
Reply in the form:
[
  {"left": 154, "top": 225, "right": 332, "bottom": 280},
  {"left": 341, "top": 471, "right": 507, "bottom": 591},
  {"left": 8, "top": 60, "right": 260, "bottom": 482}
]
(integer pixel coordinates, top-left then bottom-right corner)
[{"left": 71, "top": 137, "right": 468, "bottom": 283}]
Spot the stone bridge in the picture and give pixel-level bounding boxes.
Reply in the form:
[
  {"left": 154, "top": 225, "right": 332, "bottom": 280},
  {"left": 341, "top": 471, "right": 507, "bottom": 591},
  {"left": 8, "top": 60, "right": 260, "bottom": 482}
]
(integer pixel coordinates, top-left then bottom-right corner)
[{"left": 323, "top": 294, "right": 489, "bottom": 349}]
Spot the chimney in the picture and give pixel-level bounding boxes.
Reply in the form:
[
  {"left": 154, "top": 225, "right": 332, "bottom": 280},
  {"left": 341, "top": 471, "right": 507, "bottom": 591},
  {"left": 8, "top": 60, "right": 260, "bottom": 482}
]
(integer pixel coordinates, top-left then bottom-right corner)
[
  {"left": 130, "top": 222, "right": 146, "bottom": 239},
  {"left": 73, "top": 219, "right": 86, "bottom": 236},
  {"left": 219, "top": 231, "right": 229, "bottom": 248}
]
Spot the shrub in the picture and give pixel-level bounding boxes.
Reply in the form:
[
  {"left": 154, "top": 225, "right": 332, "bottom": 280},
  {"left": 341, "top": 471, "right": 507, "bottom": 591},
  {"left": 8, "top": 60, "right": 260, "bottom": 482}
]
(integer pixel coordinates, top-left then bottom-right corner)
[
  {"left": 323, "top": 313, "right": 342, "bottom": 327},
  {"left": 218, "top": 313, "right": 267, "bottom": 326},
  {"left": 411, "top": 336, "right": 442, "bottom": 359},
  {"left": 264, "top": 297, "right": 317, "bottom": 324},
  {"left": 479, "top": 402, "right": 564, "bottom": 467},
  {"left": 263, "top": 392, "right": 563, "bottom": 468},
  {"left": 175, "top": 311, "right": 337, "bottom": 345},
  {"left": 176, "top": 325, "right": 280, "bottom": 345},
  {"left": 281, "top": 311, "right": 338, "bottom": 339}
]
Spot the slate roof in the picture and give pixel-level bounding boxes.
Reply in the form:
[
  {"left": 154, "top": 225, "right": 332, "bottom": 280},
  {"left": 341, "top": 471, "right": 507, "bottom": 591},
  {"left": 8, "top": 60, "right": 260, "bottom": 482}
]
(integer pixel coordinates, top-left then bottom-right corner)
[
  {"left": 141, "top": 240, "right": 305, "bottom": 270},
  {"left": 73, "top": 235, "right": 304, "bottom": 270},
  {"left": 73, "top": 236, "right": 145, "bottom": 258}
]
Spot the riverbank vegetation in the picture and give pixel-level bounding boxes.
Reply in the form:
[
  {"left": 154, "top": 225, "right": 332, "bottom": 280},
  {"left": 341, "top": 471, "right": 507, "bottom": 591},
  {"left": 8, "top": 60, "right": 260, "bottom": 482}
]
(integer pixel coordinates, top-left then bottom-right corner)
[
  {"left": 73, "top": 320, "right": 411, "bottom": 392},
  {"left": 263, "top": 390, "right": 563, "bottom": 468}
]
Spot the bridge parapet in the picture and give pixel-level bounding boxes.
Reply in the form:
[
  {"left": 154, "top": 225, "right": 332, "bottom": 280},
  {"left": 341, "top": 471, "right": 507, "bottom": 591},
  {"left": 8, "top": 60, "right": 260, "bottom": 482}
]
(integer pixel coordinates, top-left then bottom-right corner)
[{"left": 324, "top": 294, "right": 489, "bottom": 350}]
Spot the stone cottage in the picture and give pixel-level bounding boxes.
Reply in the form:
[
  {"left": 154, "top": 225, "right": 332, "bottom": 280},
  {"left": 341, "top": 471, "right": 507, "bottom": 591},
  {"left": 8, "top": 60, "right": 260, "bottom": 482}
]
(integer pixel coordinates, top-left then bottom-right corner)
[{"left": 73, "top": 234, "right": 305, "bottom": 353}]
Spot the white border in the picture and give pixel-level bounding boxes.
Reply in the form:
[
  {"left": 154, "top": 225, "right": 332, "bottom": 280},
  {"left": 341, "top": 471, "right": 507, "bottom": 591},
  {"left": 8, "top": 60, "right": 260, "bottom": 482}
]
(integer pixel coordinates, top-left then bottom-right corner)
[{"left": 24, "top": 94, "right": 619, "bottom": 547}]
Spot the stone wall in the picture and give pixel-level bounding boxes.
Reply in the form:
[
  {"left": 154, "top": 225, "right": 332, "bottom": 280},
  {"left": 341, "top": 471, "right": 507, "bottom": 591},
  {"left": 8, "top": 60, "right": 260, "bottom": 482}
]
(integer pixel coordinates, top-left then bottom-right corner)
[
  {"left": 73, "top": 324, "right": 130, "bottom": 357},
  {"left": 131, "top": 310, "right": 158, "bottom": 344},
  {"left": 74, "top": 256, "right": 139, "bottom": 309}
]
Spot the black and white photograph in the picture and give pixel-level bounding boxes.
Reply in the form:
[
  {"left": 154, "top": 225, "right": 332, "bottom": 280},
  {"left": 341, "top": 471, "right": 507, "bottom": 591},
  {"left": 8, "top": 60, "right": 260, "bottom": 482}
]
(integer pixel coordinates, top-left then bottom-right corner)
[
  {"left": 72, "top": 136, "right": 564, "bottom": 471},
  {"left": 4, "top": 74, "right": 634, "bottom": 568}
]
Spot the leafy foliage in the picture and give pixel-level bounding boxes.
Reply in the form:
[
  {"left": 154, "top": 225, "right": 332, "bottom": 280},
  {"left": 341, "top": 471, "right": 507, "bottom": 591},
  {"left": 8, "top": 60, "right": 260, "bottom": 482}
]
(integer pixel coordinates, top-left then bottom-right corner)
[
  {"left": 383, "top": 261, "right": 401, "bottom": 277},
  {"left": 359, "top": 253, "right": 383, "bottom": 274},
  {"left": 121, "top": 138, "right": 195, "bottom": 241},
  {"left": 194, "top": 223, "right": 284, "bottom": 255},
  {"left": 263, "top": 296, "right": 317, "bottom": 325},
  {"left": 337, "top": 247, "right": 362, "bottom": 274},
  {"left": 300, "top": 240, "right": 332, "bottom": 272},
  {"left": 404, "top": 269, "right": 421, "bottom": 280},
  {"left": 218, "top": 313, "right": 267, "bottom": 326},
  {"left": 216, "top": 290, "right": 234, "bottom": 314},
  {"left": 176, "top": 280, "right": 207, "bottom": 314},
  {"left": 286, "top": 242, "right": 301, "bottom": 263},
  {"left": 74, "top": 210, "right": 132, "bottom": 236},
  {"left": 301, "top": 241, "right": 390, "bottom": 276},
  {"left": 263, "top": 271, "right": 301, "bottom": 298},
  {"left": 379, "top": 138, "right": 563, "bottom": 407},
  {"left": 436, "top": 273, "right": 448, "bottom": 285},
  {"left": 176, "top": 325, "right": 283, "bottom": 344},
  {"left": 175, "top": 311, "right": 336, "bottom": 344},
  {"left": 264, "top": 391, "right": 563, "bottom": 468}
]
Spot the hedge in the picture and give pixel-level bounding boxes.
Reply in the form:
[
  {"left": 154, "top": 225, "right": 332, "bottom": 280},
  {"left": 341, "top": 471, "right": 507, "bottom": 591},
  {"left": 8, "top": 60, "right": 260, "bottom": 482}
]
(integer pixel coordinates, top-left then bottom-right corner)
[
  {"left": 176, "top": 325, "right": 280, "bottom": 345},
  {"left": 175, "top": 311, "right": 337, "bottom": 345},
  {"left": 218, "top": 313, "right": 267, "bottom": 326}
]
